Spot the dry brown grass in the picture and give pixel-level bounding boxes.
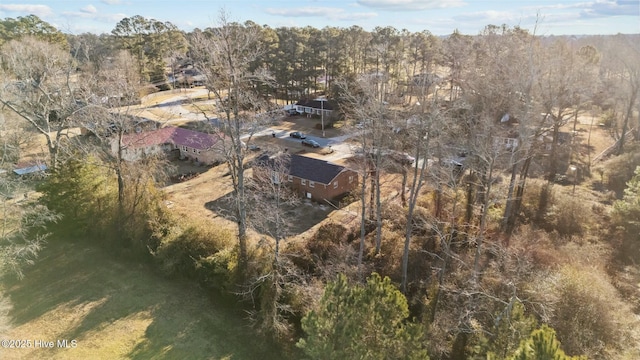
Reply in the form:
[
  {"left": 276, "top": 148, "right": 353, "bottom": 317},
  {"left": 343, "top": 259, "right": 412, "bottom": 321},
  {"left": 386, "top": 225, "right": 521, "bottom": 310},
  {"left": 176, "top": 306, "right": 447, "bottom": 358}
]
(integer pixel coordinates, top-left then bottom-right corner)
[
  {"left": 162, "top": 162, "right": 236, "bottom": 229},
  {"left": 163, "top": 159, "right": 332, "bottom": 240},
  {"left": 0, "top": 241, "right": 284, "bottom": 360}
]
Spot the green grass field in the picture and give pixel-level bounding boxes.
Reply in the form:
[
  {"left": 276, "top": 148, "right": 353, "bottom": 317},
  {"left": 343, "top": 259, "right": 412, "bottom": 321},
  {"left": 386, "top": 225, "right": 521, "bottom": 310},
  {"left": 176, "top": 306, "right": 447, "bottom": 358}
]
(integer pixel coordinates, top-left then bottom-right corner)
[{"left": 0, "top": 241, "right": 285, "bottom": 360}]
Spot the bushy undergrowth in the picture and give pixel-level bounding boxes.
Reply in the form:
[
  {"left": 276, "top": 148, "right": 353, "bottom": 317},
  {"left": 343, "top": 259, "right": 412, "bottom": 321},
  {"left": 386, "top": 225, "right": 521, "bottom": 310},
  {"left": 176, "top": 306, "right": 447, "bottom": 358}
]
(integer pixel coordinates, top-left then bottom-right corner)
[
  {"left": 600, "top": 144, "right": 640, "bottom": 197},
  {"left": 154, "top": 218, "right": 235, "bottom": 288},
  {"left": 520, "top": 179, "right": 593, "bottom": 238},
  {"left": 306, "top": 222, "right": 351, "bottom": 262},
  {"left": 546, "top": 193, "right": 592, "bottom": 237},
  {"left": 543, "top": 265, "right": 634, "bottom": 358}
]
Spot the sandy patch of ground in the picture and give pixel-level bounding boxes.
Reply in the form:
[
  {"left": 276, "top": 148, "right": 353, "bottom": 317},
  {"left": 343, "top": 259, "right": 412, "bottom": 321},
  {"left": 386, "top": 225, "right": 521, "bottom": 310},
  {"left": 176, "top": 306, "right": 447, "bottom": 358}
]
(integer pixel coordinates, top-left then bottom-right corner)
[{"left": 566, "top": 116, "right": 616, "bottom": 165}]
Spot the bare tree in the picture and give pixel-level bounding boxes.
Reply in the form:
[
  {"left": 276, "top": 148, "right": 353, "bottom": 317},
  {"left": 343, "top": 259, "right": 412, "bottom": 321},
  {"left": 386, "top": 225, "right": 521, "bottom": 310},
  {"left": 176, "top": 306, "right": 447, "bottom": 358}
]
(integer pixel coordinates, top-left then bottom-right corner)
[
  {"left": 247, "top": 152, "right": 300, "bottom": 339},
  {"left": 0, "top": 117, "right": 59, "bottom": 278},
  {"left": 604, "top": 36, "right": 640, "bottom": 155},
  {"left": 70, "top": 50, "right": 170, "bottom": 250},
  {"left": 0, "top": 37, "right": 89, "bottom": 169},
  {"left": 189, "top": 11, "right": 273, "bottom": 273},
  {"left": 400, "top": 103, "right": 437, "bottom": 293},
  {"left": 337, "top": 76, "right": 396, "bottom": 265},
  {"left": 536, "top": 39, "right": 593, "bottom": 182}
]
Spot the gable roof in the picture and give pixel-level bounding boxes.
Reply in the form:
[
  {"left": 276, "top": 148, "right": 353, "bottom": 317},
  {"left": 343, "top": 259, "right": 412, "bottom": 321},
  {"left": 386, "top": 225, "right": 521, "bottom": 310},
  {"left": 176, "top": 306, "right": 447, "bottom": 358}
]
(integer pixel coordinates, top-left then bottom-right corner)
[
  {"left": 290, "top": 155, "right": 346, "bottom": 184},
  {"left": 295, "top": 99, "right": 335, "bottom": 111},
  {"left": 121, "top": 126, "right": 223, "bottom": 150},
  {"left": 257, "top": 154, "right": 348, "bottom": 185},
  {"left": 13, "top": 163, "right": 47, "bottom": 176}
]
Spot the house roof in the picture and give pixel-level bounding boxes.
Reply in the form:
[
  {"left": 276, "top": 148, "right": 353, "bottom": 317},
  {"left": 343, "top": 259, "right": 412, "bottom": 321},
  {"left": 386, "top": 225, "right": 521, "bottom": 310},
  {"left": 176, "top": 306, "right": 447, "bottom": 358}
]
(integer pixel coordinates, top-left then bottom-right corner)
[
  {"left": 122, "top": 126, "right": 223, "bottom": 150},
  {"left": 295, "top": 99, "right": 335, "bottom": 111},
  {"left": 257, "top": 154, "right": 348, "bottom": 185},
  {"left": 14, "top": 163, "right": 47, "bottom": 175}
]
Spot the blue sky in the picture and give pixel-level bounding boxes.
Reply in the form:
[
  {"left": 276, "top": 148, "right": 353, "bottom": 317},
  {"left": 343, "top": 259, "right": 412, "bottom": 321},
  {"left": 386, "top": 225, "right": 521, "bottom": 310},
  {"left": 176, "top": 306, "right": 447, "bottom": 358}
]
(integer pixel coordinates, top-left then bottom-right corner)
[{"left": 0, "top": 0, "right": 638, "bottom": 35}]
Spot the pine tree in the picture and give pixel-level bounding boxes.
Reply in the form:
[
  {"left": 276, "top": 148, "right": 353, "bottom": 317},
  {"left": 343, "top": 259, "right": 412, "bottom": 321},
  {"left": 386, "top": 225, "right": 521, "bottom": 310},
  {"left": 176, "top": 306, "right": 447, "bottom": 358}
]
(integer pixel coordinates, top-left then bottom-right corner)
[
  {"left": 297, "top": 273, "right": 428, "bottom": 360},
  {"left": 508, "top": 325, "right": 586, "bottom": 360},
  {"left": 613, "top": 166, "right": 640, "bottom": 237}
]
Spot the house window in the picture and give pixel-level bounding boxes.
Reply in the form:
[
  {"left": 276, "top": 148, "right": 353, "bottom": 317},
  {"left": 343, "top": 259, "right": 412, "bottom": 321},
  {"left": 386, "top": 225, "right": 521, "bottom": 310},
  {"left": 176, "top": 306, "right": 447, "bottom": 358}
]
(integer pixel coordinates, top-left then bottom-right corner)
[
  {"left": 309, "top": 181, "right": 315, "bottom": 188},
  {"left": 349, "top": 176, "right": 354, "bottom": 183},
  {"left": 182, "top": 146, "right": 188, "bottom": 151},
  {"left": 193, "top": 148, "right": 196, "bottom": 153},
  {"left": 333, "top": 181, "right": 338, "bottom": 189},
  {"left": 288, "top": 175, "right": 293, "bottom": 182},
  {"left": 301, "top": 179, "right": 306, "bottom": 185}
]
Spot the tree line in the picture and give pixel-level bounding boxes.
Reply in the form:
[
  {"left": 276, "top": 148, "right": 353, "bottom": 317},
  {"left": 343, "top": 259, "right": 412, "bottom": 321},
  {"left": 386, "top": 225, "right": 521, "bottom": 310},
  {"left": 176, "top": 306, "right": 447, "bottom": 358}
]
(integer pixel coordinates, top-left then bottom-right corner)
[{"left": 2, "top": 11, "right": 640, "bottom": 359}]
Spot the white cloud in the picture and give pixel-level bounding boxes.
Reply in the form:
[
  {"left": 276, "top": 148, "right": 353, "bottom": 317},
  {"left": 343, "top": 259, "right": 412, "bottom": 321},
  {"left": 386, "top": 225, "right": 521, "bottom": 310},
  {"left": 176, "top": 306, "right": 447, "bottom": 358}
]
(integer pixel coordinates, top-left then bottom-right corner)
[
  {"left": 581, "top": 0, "right": 640, "bottom": 17},
  {"left": 266, "top": 7, "right": 340, "bottom": 17},
  {"left": 336, "top": 12, "right": 378, "bottom": 21},
  {"left": 101, "top": 0, "right": 122, "bottom": 5},
  {"left": 81, "top": 5, "right": 98, "bottom": 14},
  {"left": 523, "top": 2, "right": 590, "bottom": 11},
  {"left": 453, "top": 10, "right": 517, "bottom": 23},
  {"left": 0, "top": 4, "right": 54, "bottom": 17},
  {"left": 62, "top": 10, "right": 127, "bottom": 23},
  {"left": 356, "top": 0, "right": 466, "bottom": 11},
  {"left": 266, "top": 6, "right": 377, "bottom": 21}
]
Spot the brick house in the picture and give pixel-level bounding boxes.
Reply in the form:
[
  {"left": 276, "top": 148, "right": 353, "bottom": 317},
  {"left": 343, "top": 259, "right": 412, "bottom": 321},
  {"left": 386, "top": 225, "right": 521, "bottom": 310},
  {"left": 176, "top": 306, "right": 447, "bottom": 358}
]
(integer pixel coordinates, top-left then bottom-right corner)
[
  {"left": 255, "top": 154, "right": 358, "bottom": 202},
  {"left": 113, "top": 126, "right": 226, "bottom": 165}
]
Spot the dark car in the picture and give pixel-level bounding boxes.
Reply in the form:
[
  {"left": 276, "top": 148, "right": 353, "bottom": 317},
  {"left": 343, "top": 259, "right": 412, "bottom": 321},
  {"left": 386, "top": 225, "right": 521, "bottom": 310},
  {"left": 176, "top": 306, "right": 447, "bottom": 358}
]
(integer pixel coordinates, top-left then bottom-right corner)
[
  {"left": 301, "top": 139, "right": 320, "bottom": 148},
  {"left": 290, "top": 131, "right": 306, "bottom": 139}
]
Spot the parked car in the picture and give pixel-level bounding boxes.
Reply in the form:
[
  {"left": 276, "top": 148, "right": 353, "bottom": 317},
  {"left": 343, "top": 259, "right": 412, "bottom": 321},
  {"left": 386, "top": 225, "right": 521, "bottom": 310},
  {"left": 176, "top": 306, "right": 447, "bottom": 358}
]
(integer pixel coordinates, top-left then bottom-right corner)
[
  {"left": 301, "top": 139, "right": 320, "bottom": 148},
  {"left": 290, "top": 131, "right": 306, "bottom": 139}
]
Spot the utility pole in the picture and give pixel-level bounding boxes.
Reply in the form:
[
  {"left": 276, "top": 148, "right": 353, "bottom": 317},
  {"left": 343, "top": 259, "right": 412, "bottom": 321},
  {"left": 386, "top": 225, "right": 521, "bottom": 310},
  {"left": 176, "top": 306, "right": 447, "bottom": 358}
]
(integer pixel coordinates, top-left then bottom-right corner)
[{"left": 321, "top": 97, "right": 325, "bottom": 138}]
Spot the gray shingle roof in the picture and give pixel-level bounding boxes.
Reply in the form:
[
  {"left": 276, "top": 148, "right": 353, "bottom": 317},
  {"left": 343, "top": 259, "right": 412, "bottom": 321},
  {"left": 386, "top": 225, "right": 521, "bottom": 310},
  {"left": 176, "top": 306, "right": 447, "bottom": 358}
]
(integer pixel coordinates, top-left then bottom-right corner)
[
  {"left": 256, "top": 154, "right": 346, "bottom": 185},
  {"left": 295, "top": 99, "right": 335, "bottom": 111},
  {"left": 289, "top": 155, "right": 345, "bottom": 184}
]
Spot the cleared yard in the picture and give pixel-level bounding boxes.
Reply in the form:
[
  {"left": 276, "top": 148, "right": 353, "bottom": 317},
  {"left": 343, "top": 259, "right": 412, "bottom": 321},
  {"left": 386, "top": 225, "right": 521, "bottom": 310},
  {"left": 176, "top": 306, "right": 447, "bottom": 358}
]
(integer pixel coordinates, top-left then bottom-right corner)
[
  {"left": 0, "top": 241, "right": 284, "bottom": 360},
  {"left": 163, "top": 160, "right": 333, "bottom": 236}
]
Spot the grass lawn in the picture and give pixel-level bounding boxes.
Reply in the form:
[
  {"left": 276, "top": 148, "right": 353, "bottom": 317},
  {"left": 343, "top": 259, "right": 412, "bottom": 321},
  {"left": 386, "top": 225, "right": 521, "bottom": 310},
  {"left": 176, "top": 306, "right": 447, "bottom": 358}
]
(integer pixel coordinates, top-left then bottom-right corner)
[{"left": 0, "top": 241, "right": 286, "bottom": 360}]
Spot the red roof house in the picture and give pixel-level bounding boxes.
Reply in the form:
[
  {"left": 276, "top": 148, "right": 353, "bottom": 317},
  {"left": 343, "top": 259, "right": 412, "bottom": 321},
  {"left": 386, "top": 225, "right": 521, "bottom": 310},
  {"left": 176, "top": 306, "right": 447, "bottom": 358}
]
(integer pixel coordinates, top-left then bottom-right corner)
[{"left": 113, "top": 126, "right": 226, "bottom": 165}]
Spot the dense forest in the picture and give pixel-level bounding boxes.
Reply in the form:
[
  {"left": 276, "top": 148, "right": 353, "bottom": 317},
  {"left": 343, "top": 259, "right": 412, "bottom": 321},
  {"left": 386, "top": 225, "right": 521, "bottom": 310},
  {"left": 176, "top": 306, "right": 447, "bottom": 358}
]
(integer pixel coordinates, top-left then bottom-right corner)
[{"left": 1, "top": 12, "right": 640, "bottom": 359}]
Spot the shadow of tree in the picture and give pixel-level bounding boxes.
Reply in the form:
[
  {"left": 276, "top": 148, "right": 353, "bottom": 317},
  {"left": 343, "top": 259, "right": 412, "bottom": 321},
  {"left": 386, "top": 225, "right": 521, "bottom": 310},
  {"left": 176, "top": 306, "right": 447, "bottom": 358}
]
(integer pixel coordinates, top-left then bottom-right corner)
[
  {"left": 3, "top": 241, "right": 284, "bottom": 359},
  {"left": 205, "top": 192, "right": 331, "bottom": 237}
]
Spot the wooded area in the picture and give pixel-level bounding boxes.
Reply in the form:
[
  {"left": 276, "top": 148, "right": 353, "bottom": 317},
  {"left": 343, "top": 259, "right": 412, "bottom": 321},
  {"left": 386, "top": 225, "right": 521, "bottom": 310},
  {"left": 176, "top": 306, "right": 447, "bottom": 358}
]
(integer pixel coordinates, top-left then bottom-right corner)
[{"left": 1, "top": 12, "right": 640, "bottom": 359}]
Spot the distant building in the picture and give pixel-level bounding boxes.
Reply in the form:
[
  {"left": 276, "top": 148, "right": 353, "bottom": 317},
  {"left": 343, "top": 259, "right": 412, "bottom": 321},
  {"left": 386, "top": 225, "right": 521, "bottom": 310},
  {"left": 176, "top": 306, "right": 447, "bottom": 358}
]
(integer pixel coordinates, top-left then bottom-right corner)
[{"left": 13, "top": 163, "right": 48, "bottom": 176}]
